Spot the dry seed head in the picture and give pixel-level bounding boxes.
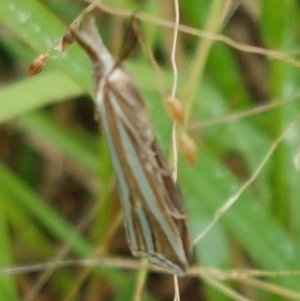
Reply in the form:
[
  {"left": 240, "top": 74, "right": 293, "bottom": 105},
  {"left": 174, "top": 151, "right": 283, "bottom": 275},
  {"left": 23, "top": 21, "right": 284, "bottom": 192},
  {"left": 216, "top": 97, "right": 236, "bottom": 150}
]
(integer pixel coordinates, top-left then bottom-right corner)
[
  {"left": 179, "top": 133, "right": 197, "bottom": 165},
  {"left": 28, "top": 53, "right": 48, "bottom": 76},
  {"left": 166, "top": 95, "right": 184, "bottom": 125},
  {"left": 61, "top": 29, "right": 75, "bottom": 51}
]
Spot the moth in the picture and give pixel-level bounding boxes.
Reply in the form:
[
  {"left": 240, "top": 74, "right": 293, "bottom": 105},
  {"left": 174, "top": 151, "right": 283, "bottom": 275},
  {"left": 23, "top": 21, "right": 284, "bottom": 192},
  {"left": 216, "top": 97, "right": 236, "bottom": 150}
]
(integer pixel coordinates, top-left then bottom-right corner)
[{"left": 69, "top": 16, "right": 190, "bottom": 275}]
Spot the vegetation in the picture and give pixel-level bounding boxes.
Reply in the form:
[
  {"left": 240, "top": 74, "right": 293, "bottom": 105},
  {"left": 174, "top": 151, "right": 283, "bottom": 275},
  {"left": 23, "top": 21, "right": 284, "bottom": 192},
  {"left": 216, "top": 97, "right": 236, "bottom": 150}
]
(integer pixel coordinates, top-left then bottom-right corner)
[{"left": 0, "top": 0, "right": 300, "bottom": 300}]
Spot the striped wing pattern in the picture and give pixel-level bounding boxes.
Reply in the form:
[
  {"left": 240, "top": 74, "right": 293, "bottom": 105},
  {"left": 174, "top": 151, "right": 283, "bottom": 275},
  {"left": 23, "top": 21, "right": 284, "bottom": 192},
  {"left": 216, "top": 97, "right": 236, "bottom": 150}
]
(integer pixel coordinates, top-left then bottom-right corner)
[{"left": 70, "top": 17, "right": 190, "bottom": 275}]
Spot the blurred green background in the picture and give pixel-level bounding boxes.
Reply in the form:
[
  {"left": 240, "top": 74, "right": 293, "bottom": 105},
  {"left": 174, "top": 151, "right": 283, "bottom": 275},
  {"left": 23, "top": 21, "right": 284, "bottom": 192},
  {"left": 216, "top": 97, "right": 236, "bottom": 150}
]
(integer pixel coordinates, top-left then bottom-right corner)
[{"left": 0, "top": 0, "right": 300, "bottom": 300}]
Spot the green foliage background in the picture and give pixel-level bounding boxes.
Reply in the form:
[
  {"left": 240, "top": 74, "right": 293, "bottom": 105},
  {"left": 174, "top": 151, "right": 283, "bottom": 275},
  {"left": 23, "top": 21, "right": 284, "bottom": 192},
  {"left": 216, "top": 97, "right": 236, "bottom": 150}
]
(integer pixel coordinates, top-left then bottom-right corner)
[{"left": 0, "top": 0, "right": 300, "bottom": 300}]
